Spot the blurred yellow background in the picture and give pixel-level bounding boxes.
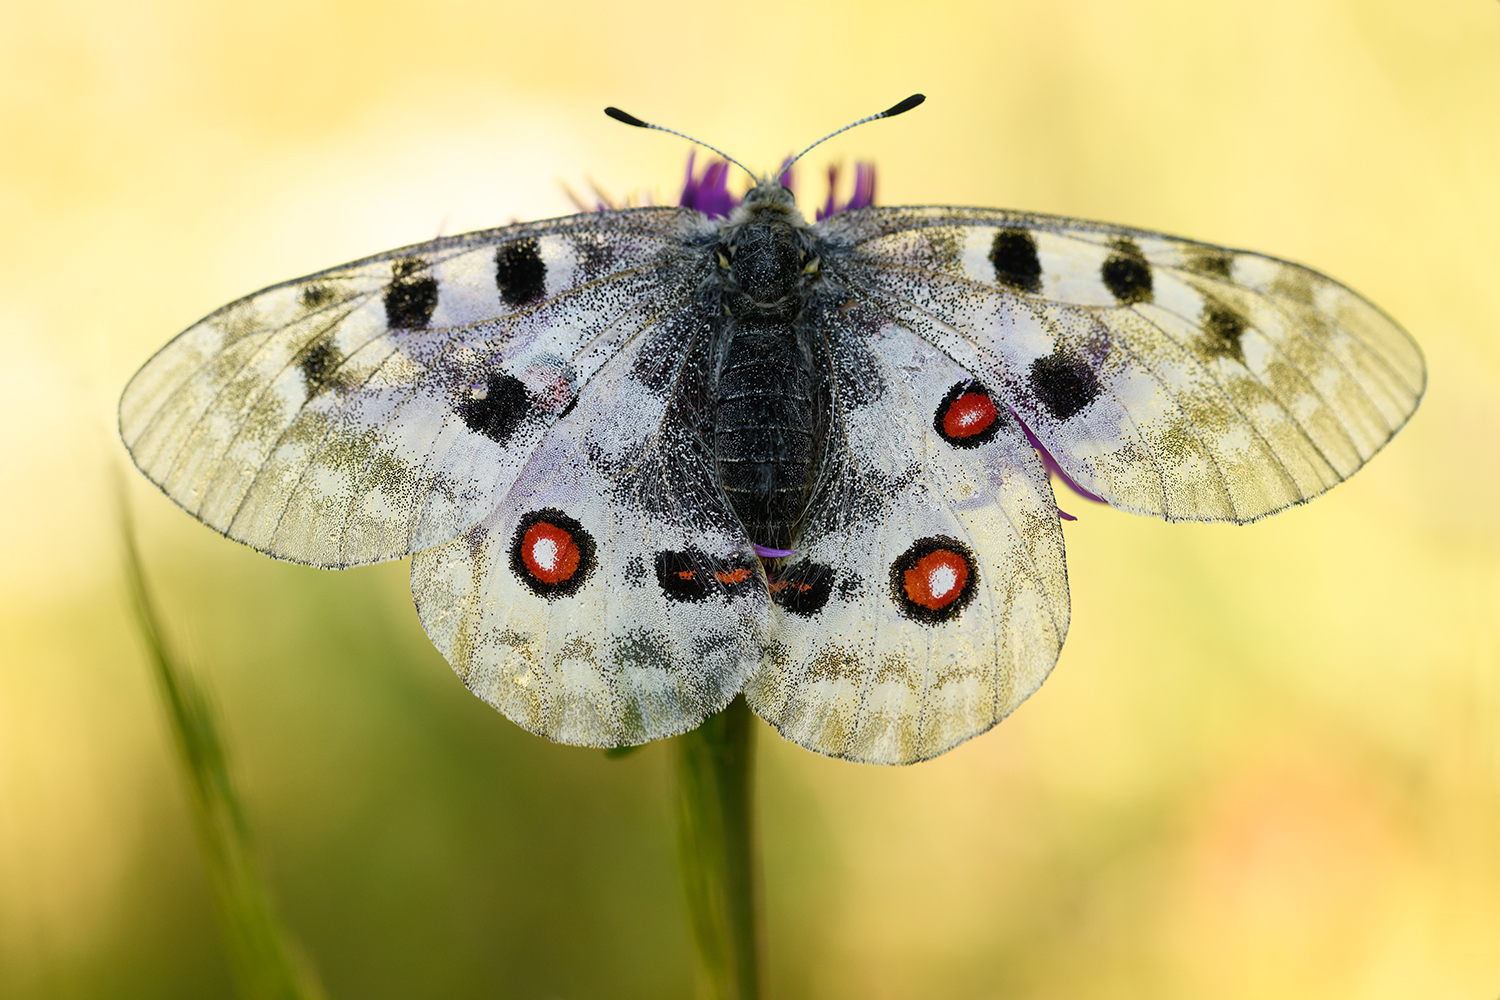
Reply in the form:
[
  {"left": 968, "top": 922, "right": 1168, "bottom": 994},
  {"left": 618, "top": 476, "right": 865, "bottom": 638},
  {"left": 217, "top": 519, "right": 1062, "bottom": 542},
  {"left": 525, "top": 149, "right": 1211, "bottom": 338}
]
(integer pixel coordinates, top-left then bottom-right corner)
[{"left": 3, "top": 0, "right": 1498, "bottom": 996}]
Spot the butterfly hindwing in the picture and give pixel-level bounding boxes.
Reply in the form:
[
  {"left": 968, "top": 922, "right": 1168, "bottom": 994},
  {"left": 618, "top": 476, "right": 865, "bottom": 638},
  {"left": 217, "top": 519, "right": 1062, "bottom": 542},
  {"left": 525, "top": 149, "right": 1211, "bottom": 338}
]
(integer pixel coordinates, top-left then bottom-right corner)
[
  {"left": 120, "top": 208, "right": 712, "bottom": 567},
  {"left": 410, "top": 303, "right": 769, "bottom": 748},
  {"left": 821, "top": 207, "right": 1425, "bottom": 523},
  {"left": 744, "top": 303, "right": 1069, "bottom": 765}
]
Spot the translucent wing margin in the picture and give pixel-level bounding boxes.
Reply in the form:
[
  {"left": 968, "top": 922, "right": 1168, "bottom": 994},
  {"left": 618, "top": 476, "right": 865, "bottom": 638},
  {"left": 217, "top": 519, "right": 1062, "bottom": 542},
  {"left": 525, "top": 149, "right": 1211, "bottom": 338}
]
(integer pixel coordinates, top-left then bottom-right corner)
[
  {"left": 119, "top": 207, "right": 713, "bottom": 566},
  {"left": 818, "top": 207, "right": 1425, "bottom": 522}
]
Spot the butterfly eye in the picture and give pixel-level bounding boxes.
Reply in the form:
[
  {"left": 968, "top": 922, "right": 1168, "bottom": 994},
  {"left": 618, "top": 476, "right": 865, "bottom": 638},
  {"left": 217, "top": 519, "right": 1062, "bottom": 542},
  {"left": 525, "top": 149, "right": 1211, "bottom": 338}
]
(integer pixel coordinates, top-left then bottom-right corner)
[{"left": 802, "top": 256, "right": 820, "bottom": 275}]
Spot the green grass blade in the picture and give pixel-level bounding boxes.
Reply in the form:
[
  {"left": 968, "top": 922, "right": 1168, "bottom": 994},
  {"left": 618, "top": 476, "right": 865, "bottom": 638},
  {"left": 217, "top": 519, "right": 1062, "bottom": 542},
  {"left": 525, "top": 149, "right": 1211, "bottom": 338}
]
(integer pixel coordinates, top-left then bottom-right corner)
[{"left": 117, "top": 476, "right": 328, "bottom": 1000}]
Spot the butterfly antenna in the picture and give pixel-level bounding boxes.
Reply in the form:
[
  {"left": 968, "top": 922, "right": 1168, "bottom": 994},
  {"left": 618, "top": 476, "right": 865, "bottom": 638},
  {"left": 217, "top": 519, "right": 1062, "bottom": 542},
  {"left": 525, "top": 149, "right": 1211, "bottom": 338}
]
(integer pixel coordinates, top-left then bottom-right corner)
[
  {"left": 604, "top": 107, "right": 759, "bottom": 183},
  {"left": 783, "top": 94, "right": 926, "bottom": 175}
]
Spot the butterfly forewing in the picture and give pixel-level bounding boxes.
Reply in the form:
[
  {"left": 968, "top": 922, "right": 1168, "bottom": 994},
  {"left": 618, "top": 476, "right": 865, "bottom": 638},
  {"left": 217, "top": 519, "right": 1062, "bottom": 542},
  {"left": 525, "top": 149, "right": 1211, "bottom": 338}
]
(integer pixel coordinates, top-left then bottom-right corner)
[
  {"left": 821, "top": 207, "right": 1424, "bottom": 523},
  {"left": 120, "top": 208, "right": 711, "bottom": 567}
]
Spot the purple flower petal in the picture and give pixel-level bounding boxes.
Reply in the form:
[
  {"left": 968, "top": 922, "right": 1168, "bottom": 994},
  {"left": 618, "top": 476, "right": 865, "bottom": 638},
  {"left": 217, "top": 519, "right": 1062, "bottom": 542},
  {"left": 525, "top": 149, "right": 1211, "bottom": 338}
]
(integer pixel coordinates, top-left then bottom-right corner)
[
  {"left": 815, "top": 161, "right": 878, "bottom": 220},
  {"left": 1007, "top": 405, "right": 1108, "bottom": 507},
  {"left": 818, "top": 164, "right": 840, "bottom": 221},
  {"left": 753, "top": 544, "right": 796, "bottom": 558},
  {"left": 777, "top": 157, "right": 797, "bottom": 195},
  {"left": 847, "top": 162, "right": 876, "bottom": 211},
  {"left": 679, "top": 151, "right": 740, "bottom": 219}
]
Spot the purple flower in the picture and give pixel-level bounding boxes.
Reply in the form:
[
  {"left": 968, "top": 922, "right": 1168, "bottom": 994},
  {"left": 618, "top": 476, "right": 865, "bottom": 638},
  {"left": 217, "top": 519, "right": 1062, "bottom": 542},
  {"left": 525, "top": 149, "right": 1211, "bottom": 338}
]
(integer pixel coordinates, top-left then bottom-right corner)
[
  {"left": 1005, "top": 405, "right": 1108, "bottom": 520},
  {"left": 775, "top": 157, "right": 798, "bottom": 198},
  {"left": 677, "top": 155, "right": 876, "bottom": 220},
  {"left": 816, "top": 162, "right": 876, "bottom": 220},
  {"left": 679, "top": 151, "right": 739, "bottom": 219}
]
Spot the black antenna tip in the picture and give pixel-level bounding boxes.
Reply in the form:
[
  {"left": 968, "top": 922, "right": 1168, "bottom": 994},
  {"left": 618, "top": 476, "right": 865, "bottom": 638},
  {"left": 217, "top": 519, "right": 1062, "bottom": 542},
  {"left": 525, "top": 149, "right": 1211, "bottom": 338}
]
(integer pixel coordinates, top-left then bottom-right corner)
[
  {"left": 881, "top": 94, "right": 926, "bottom": 118},
  {"left": 604, "top": 107, "right": 650, "bottom": 128}
]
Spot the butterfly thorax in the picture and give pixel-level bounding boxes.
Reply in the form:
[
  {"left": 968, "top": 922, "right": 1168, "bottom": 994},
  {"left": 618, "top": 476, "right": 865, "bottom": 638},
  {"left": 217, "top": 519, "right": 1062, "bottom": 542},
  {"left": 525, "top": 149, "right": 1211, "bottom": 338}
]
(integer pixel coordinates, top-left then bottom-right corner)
[
  {"left": 718, "top": 182, "right": 816, "bottom": 321},
  {"left": 710, "top": 181, "right": 827, "bottom": 551}
]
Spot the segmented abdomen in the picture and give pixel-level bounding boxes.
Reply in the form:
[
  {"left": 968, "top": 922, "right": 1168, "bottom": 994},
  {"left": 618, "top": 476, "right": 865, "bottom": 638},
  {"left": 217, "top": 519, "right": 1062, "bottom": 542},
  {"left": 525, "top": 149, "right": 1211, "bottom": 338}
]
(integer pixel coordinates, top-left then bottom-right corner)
[{"left": 713, "top": 322, "right": 820, "bottom": 551}]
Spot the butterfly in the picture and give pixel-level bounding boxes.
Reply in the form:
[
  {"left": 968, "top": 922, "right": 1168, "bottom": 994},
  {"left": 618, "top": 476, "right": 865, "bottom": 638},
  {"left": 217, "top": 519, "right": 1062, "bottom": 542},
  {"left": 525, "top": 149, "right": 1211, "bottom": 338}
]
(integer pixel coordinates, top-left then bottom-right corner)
[{"left": 119, "top": 96, "right": 1425, "bottom": 764}]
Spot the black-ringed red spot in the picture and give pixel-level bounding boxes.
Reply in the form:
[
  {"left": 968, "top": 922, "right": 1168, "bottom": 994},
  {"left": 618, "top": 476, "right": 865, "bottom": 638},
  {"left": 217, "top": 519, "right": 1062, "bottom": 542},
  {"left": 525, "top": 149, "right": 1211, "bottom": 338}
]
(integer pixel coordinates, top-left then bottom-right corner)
[
  {"left": 889, "top": 537, "right": 978, "bottom": 624},
  {"left": 509, "top": 509, "right": 595, "bottom": 598},
  {"left": 935, "top": 381, "right": 1005, "bottom": 448}
]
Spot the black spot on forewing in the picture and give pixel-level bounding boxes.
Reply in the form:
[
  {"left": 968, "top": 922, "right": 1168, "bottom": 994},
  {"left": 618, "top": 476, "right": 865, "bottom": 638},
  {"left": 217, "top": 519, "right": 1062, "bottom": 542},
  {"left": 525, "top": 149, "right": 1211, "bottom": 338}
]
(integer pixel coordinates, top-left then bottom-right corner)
[
  {"left": 384, "top": 257, "right": 439, "bottom": 329},
  {"left": 1183, "top": 247, "right": 1233, "bottom": 278},
  {"left": 1101, "top": 238, "right": 1153, "bottom": 305},
  {"left": 574, "top": 234, "right": 617, "bottom": 279},
  {"left": 770, "top": 562, "right": 834, "bottom": 617},
  {"left": 299, "top": 284, "right": 336, "bottom": 310},
  {"left": 496, "top": 238, "right": 547, "bottom": 308},
  {"left": 299, "top": 336, "right": 344, "bottom": 395},
  {"left": 1028, "top": 349, "right": 1100, "bottom": 420},
  {"left": 1199, "top": 299, "right": 1248, "bottom": 364},
  {"left": 209, "top": 301, "right": 263, "bottom": 348},
  {"left": 457, "top": 371, "right": 531, "bottom": 444},
  {"left": 1271, "top": 267, "right": 1318, "bottom": 306},
  {"left": 989, "top": 229, "right": 1043, "bottom": 294}
]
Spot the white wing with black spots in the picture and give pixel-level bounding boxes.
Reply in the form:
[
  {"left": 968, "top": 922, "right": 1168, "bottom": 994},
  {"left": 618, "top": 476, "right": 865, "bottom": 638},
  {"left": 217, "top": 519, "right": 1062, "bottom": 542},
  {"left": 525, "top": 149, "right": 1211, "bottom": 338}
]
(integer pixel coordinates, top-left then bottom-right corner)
[
  {"left": 744, "top": 305, "right": 1068, "bottom": 765},
  {"left": 819, "top": 207, "right": 1425, "bottom": 523},
  {"left": 410, "top": 305, "right": 769, "bottom": 747},
  {"left": 120, "top": 208, "right": 712, "bottom": 567},
  {"left": 121, "top": 143, "right": 1425, "bottom": 767}
]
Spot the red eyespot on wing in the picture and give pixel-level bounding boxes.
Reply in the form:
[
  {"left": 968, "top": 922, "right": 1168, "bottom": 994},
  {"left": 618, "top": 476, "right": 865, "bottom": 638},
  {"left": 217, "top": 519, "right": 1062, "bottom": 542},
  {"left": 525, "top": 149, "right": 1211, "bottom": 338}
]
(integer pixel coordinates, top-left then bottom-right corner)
[
  {"left": 935, "top": 382, "right": 1005, "bottom": 448},
  {"left": 509, "top": 509, "right": 595, "bottom": 597},
  {"left": 521, "top": 522, "right": 581, "bottom": 583},
  {"left": 904, "top": 550, "right": 969, "bottom": 610},
  {"left": 943, "top": 393, "right": 997, "bottom": 438},
  {"left": 889, "top": 537, "right": 978, "bottom": 623}
]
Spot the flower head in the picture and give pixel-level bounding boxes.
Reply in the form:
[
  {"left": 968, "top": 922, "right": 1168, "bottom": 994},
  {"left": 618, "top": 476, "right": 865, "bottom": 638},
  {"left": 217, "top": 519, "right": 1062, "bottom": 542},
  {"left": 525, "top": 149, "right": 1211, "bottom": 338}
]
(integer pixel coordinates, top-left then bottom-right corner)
[
  {"left": 677, "top": 155, "right": 877, "bottom": 219},
  {"left": 679, "top": 151, "right": 739, "bottom": 219},
  {"left": 815, "top": 162, "right": 876, "bottom": 220}
]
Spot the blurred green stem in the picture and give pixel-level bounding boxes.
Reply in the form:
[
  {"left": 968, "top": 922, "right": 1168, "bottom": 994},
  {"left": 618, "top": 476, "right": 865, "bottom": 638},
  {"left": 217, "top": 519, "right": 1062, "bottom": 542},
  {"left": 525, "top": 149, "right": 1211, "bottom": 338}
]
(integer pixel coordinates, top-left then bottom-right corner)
[
  {"left": 119, "top": 484, "right": 327, "bottom": 1000},
  {"left": 675, "top": 695, "right": 764, "bottom": 1000}
]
